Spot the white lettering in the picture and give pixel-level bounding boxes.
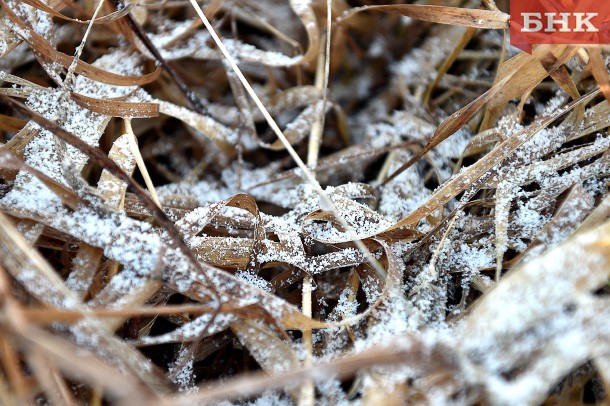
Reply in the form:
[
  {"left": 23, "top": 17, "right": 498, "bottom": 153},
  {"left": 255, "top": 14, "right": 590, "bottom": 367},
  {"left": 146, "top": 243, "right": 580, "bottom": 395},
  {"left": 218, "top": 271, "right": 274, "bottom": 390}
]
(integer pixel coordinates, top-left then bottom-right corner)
[
  {"left": 573, "top": 12, "right": 599, "bottom": 32},
  {"left": 520, "top": 12, "right": 600, "bottom": 33},
  {"left": 522, "top": 13, "right": 543, "bottom": 32},
  {"left": 544, "top": 12, "right": 571, "bottom": 32}
]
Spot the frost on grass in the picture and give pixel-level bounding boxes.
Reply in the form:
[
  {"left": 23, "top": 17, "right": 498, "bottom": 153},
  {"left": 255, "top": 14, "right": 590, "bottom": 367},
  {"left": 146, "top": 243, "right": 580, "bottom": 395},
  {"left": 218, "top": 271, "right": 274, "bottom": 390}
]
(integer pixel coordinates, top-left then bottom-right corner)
[{"left": 1, "top": 1, "right": 610, "bottom": 405}]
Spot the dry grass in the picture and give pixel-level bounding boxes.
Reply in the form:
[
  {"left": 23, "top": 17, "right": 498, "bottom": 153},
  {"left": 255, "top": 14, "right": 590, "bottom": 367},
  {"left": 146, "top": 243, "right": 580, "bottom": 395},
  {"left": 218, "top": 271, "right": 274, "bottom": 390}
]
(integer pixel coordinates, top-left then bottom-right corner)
[{"left": 1, "top": 0, "right": 610, "bottom": 404}]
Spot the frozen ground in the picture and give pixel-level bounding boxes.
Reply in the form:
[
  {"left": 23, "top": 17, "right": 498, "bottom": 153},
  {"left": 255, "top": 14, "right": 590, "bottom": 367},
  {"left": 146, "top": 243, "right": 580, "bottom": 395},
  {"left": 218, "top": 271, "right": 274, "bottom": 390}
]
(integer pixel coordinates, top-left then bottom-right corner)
[{"left": 0, "top": 0, "right": 609, "bottom": 404}]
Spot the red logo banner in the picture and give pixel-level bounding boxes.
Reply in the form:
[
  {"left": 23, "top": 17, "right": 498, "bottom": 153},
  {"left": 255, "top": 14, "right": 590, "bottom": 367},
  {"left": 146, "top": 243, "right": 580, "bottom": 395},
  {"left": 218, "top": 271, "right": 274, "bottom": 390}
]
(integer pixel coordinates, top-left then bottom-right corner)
[{"left": 510, "top": 0, "right": 610, "bottom": 53}]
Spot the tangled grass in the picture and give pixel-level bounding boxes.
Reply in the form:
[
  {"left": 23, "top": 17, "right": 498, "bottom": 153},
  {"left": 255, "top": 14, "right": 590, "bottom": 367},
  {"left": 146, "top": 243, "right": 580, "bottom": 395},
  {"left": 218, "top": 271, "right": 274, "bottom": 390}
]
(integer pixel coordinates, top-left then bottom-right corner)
[{"left": 1, "top": 0, "right": 610, "bottom": 404}]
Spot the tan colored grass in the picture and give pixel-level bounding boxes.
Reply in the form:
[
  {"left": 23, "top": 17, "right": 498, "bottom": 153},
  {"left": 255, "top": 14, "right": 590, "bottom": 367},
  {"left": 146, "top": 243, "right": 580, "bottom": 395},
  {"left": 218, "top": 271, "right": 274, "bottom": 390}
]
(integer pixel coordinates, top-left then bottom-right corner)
[{"left": 0, "top": 0, "right": 610, "bottom": 404}]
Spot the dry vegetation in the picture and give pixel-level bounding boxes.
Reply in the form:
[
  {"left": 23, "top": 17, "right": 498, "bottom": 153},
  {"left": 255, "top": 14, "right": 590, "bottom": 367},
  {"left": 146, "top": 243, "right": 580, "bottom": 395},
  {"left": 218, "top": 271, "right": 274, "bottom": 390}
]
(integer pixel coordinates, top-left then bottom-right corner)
[{"left": 1, "top": 0, "right": 610, "bottom": 404}]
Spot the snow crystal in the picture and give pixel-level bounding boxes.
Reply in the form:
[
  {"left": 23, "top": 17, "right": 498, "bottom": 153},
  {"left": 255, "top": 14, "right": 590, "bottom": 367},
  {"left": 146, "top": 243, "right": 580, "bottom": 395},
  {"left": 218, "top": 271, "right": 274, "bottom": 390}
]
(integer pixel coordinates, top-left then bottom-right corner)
[
  {"left": 169, "top": 348, "right": 198, "bottom": 394},
  {"left": 236, "top": 270, "right": 273, "bottom": 292}
]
